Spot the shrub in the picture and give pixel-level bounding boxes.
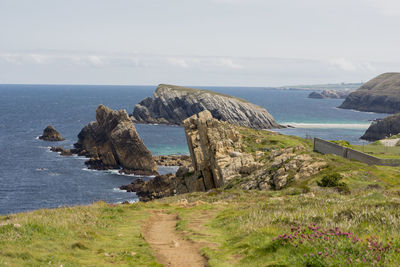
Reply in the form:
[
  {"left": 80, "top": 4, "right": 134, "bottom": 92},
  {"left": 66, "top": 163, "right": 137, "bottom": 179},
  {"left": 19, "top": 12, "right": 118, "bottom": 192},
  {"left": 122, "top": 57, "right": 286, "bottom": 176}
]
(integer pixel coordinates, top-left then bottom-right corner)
[
  {"left": 317, "top": 173, "right": 342, "bottom": 187},
  {"left": 330, "top": 140, "right": 351, "bottom": 147},
  {"left": 317, "top": 173, "right": 349, "bottom": 193}
]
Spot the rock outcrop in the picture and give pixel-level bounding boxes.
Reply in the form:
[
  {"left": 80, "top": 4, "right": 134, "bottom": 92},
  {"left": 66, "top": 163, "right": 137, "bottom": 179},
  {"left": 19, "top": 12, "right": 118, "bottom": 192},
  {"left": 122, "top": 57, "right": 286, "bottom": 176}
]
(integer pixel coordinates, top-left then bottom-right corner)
[
  {"left": 121, "top": 110, "right": 258, "bottom": 201},
  {"left": 73, "top": 105, "right": 158, "bottom": 175},
  {"left": 339, "top": 73, "right": 400, "bottom": 113},
  {"left": 240, "top": 147, "right": 327, "bottom": 190},
  {"left": 361, "top": 113, "right": 400, "bottom": 141},
  {"left": 308, "top": 90, "right": 351, "bottom": 99},
  {"left": 153, "top": 155, "right": 192, "bottom": 167},
  {"left": 39, "top": 126, "right": 65, "bottom": 141},
  {"left": 121, "top": 111, "right": 328, "bottom": 201},
  {"left": 131, "top": 84, "right": 282, "bottom": 129}
]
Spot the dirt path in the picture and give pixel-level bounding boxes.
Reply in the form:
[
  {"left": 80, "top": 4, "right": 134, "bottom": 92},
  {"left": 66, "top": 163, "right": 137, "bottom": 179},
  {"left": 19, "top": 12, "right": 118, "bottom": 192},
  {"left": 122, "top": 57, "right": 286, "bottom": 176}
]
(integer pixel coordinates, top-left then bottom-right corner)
[{"left": 143, "top": 211, "right": 207, "bottom": 267}]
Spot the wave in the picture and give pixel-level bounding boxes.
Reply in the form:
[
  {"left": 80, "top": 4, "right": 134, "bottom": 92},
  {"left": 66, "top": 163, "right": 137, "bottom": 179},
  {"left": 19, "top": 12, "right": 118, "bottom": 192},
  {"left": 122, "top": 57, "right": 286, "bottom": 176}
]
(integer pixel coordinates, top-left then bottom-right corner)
[
  {"left": 82, "top": 167, "right": 155, "bottom": 178},
  {"left": 115, "top": 199, "right": 138, "bottom": 204},
  {"left": 281, "top": 122, "right": 371, "bottom": 129},
  {"left": 113, "top": 187, "right": 127, "bottom": 193}
]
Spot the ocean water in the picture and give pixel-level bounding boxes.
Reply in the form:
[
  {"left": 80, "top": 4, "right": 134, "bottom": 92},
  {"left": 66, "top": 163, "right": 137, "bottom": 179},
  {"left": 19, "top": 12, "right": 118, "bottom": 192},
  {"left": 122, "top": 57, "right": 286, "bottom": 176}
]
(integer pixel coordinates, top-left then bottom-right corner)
[{"left": 0, "top": 84, "right": 388, "bottom": 214}]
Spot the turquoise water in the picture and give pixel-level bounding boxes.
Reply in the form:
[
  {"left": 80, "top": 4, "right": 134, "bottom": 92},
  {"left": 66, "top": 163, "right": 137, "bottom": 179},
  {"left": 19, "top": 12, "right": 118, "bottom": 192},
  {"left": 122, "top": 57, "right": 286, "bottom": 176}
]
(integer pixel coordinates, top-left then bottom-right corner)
[{"left": 0, "top": 84, "right": 387, "bottom": 214}]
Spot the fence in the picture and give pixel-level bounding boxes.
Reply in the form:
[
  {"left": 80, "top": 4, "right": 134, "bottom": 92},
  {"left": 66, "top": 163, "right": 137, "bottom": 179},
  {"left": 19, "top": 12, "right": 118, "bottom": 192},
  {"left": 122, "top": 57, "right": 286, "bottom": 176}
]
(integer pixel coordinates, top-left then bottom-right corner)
[{"left": 313, "top": 138, "right": 400, "bottom": 166}]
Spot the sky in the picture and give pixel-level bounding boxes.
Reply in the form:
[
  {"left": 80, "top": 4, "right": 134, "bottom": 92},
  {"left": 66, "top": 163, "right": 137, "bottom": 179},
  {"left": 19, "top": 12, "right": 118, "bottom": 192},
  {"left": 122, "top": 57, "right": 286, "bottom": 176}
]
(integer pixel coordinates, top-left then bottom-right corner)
[{"left": 0, "top": 0, "right": 400, "bottom": 86}]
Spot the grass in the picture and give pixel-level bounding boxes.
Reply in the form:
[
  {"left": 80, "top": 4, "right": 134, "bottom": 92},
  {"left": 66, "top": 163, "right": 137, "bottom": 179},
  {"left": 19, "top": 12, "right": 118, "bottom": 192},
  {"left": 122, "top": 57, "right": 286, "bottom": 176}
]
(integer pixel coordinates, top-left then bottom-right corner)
[
  {"left": 157, "top": 84, "right": 251, "bottom": 104},
  {"left": 0, "top": 202, "right": 162, "bottom": 267},
  {"left": 350, "top": 144, "right": 400, "bottom": 159},
  {"left": 3, "top": 127, "right": 400, "bottom": 266}
]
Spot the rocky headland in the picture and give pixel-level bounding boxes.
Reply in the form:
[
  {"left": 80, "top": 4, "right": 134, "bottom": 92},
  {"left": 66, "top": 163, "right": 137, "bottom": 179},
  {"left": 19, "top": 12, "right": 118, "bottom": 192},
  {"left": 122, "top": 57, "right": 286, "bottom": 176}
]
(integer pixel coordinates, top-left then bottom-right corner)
[
  {"left": 361, "top": 113, "right": 400, "bottom": 141},
  {"left": 308, "top": 90, "right": 352, "bottom": 99},
  {"left": 339, "top": 72, "right": 400, "bottom": 113},
  {"left": 71, "top": 105, "right": 158, "bottom": 175},
  {"left": 131, "top": 84, "right": 282, "bottom": 129},
  {"left": 121, "top": 110, "right": 327, "bottom": 201},
  {"left": 39, "top": 126, "right": 65, "bottom": 141}
]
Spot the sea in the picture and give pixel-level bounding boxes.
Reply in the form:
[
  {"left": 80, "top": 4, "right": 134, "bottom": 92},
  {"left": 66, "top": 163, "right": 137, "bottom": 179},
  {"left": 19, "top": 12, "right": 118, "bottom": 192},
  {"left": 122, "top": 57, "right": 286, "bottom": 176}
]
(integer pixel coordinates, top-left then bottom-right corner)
[{"left": 0, "top": 84, "right": 389, "bottom": 214}]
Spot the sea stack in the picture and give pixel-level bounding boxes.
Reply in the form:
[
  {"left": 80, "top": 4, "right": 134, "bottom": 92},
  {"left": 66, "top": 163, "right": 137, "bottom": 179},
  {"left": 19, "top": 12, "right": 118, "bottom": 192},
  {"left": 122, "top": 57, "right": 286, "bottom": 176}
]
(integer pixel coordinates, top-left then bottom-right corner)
[
  {"left": 131, "top": 84, "right": 282, "bottom": 129},
  {"left": 74, "top": 105, "right": 158, "bottom": 175},
  {"left": 339, "top": 73, "right": 400, "bottom": 113},
  {"left": 39, "top": 126, "right": 65, "bottom": 141}
]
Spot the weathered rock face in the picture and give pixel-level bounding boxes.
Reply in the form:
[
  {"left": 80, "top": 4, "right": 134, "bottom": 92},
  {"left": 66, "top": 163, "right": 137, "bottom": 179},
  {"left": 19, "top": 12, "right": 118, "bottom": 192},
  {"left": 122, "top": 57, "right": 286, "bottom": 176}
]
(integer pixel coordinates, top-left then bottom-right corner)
[
  {"left": 121, "top": 110, "right": 258, "bottom": 201},
  {"left": 339, "top": 73, "right": 400, "bottom": 113},
  {"left": 39, "top": 126, "right": 65, "bottom": 141},
  {"left": 308, "top": 90, "right": 351, "bottom": 99},
  {"left": 361, "top": 113, "right": 400, "bottom": 141},
  {"left": 132, "top": 84, "right": 282, "bottom": 129},
  {"left": 74, "top": 105, "right": 158, "bottom": 175},
  {"left": 183, "top": 110, "right": 257, "bottom": 189},
  {"left": 240, "top": 147, "right": 327, "bottom": 190}
]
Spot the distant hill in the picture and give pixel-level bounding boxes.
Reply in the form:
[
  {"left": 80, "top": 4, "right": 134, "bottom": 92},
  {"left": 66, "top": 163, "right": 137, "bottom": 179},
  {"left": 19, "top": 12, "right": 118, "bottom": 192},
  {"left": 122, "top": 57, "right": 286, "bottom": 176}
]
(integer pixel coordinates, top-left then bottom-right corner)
[
  {"left": 339, "top": 73, "right": 400, "bottom": 114},
  {"left": 277, "top": 83, "right": 362, "bottom": 91}
]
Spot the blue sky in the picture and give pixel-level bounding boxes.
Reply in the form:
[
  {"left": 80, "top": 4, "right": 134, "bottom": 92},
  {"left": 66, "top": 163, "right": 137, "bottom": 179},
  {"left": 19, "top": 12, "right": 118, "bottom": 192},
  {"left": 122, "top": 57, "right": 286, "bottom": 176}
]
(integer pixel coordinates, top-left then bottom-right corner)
[{"left": 0, "top": 0, "right": 400, "bottom": 86}]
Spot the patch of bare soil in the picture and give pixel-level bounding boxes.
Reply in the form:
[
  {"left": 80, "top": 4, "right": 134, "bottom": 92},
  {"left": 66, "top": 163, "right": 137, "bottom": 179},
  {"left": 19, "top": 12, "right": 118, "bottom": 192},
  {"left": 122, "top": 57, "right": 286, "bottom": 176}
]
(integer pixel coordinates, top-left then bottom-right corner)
[{"left": 143, "top": 211, "right": 207, "bottom": 267}]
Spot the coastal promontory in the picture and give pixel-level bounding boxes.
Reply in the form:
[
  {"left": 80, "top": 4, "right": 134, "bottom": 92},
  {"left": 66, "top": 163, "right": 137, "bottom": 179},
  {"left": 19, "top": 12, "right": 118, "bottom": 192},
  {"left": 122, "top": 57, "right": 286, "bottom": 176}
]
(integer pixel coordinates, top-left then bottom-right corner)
[
  {"left": 131, "top": 84, "right": 282, "bottom": 129},
  {"left": 361, "top": 113, "right": 400, "bottom": 141},
  {"left": 308, "top": 89, "right": 351, "bottom": 99},
  {"left": 339, "top": 73, "right": 400, "bottom": 113},
  {"left": 73, "top": 105, "right": 158, "bottom": 175}
]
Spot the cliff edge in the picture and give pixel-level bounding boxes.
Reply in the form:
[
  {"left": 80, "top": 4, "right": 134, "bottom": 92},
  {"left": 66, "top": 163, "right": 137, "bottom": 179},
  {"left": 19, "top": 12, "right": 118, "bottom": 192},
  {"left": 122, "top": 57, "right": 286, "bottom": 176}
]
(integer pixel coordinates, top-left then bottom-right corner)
[
  {"left": 339, "top": 73, "right": 400, "bottom": 113},
  {"left": 131, "top": 84, "right": 282, "bottom": 129}
]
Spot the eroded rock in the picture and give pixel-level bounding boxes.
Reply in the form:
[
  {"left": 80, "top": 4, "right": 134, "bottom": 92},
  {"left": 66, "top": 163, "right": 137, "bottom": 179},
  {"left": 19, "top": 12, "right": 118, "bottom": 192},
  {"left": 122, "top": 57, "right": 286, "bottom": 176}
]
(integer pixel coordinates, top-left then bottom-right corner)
[
  {"left": 73, "top": 105, "right": 158, "bottom": 175},
  {"left": 39, "top": 126, "right": 65, "bottom": 141}
]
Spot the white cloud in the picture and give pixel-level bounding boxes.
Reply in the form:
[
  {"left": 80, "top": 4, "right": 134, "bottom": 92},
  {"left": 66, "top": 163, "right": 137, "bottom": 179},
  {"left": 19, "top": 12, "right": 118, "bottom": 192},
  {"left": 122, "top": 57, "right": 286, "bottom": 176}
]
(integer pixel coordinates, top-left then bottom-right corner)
[
  {"left": 329, "top": 58, "right": 358, "bottom": 71},
  {"left": 328, "top": 58, "right": 376, "bottom": 72},
  {"left": 217, "top": 58, "right": 243, "bottom": 69},
  {"left": 167, "top": 57, "right": 189, "bottom": 68}
]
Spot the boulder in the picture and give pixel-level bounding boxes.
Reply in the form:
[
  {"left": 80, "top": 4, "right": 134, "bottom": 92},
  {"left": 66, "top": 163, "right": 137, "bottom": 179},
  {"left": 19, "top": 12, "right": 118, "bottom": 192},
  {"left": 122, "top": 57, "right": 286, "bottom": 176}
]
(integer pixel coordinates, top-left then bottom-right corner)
[
  {"left": 39, "top": 126, "right": 65, "bottom": 141},
  {"left": 74, "top": 105, "right": 158, "bottom": 175}
]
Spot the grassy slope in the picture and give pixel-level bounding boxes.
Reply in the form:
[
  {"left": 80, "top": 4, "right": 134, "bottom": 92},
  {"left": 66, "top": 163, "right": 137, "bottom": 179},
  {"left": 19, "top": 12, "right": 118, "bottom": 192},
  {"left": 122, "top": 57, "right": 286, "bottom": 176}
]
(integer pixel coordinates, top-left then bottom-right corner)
[{"left": 2, "top": 130, "right": 400, "bottom": 266}]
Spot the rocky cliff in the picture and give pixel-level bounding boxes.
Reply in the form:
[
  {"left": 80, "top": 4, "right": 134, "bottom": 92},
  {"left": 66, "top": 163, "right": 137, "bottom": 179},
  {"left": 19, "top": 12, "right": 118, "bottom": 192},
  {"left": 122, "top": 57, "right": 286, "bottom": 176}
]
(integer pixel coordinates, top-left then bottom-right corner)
[
  {"left": 74, "top": 105, "right": 158, "bottom": 175},
  {"left": 361, "top": 113, "right": 400, "bottom": 141},
  {"left": 308, "top": 90, "right": 351, "bottom": 99},
  {"left": 339, "top": 73, "right": 400, "bottom": 113},
  {"left": 131, "top": 84, "right": 282, "bottom": 129}
]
